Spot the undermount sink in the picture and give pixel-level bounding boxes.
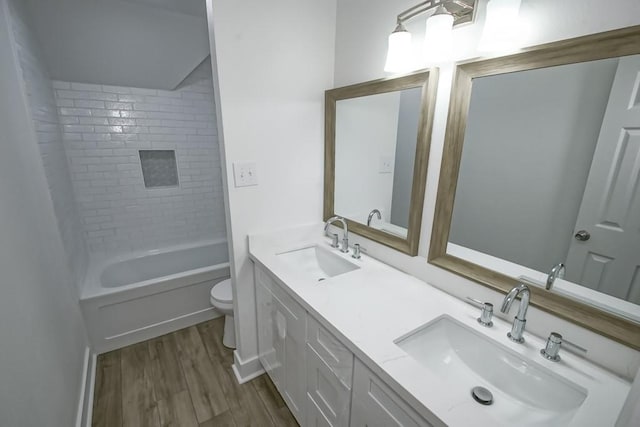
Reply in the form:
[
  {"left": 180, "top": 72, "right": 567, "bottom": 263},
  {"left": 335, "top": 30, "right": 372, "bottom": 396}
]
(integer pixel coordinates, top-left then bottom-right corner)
[
  {"left": 395, "top": 316, "right": 588, "bottom": 426},
  {"left": 276, "top": 245, "right": 359, "bottom": 281}
]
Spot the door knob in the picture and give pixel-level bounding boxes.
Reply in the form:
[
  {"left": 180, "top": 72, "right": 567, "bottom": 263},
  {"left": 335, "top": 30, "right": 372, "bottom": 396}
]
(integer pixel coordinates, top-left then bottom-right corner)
[{"left": 574, "top": 230, "right": 591, "bottom": 241}]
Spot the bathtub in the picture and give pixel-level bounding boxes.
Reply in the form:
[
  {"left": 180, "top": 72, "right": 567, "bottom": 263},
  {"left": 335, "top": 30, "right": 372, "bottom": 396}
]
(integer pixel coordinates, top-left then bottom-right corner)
[{"left": 80, "top": 239, "right": 230, "bottom": 353}]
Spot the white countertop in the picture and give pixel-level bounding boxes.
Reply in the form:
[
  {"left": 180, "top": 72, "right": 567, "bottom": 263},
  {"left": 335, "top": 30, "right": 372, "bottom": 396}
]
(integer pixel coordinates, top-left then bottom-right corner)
[{"left": 248, "top": 224, "right": 631, "bottom": 427}]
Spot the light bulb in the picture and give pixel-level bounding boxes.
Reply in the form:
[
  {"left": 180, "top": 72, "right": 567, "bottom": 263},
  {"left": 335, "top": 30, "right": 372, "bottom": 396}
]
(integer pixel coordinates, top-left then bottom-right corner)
[
  {"left": 424, "top": 6, "right": 454, "bottom": 65},
  {"left": 384, "top": 25, "right": 413, "bottom": 73},
  {"left": 479, "top": 0, "right": 522, "bottom": 53}
]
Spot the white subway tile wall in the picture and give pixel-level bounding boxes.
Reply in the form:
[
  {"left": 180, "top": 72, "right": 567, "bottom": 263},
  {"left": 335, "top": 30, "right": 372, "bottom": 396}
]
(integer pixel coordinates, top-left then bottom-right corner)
[
  {"left": 9, "top": 0, "right": 88, "bottom": 286},
  {"left": 54, "top": 61, "right": 226, "bottom": 253}
]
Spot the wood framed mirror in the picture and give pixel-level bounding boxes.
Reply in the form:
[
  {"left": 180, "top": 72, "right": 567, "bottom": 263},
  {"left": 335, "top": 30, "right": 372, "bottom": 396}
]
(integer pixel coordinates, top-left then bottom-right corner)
[
  {"left": 324, "top": 70, "right": 438, "bottom": 255},
  {"left": 429, "top": 26, "right": 640, "bottom": 349}
]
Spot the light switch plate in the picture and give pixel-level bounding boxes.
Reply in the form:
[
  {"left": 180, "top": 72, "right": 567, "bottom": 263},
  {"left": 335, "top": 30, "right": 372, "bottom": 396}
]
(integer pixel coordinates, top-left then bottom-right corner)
[
  {"left": 379, "top": 156, "right": 393, "bottom": 174},
  {"left": 233, "top": 162, "right": 258, "bottom": 187}
]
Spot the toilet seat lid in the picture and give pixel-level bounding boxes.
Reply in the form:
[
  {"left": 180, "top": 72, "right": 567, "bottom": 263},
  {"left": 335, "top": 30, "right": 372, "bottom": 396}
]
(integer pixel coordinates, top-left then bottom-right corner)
[{"left": 211, "top": 279, "right": 232, "bottom": 303}]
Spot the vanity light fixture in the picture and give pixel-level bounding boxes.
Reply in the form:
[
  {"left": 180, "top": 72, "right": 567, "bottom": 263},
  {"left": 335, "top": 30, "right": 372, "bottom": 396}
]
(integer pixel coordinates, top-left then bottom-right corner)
[
  {"left": 478, "top": 0, "right": 522, "bottom": 52},
  {"left": 384, "top": 0, "right": 477, "bottom": 73},
  {"left": 424, "top": 5, "right": 455, "bottom": 64},
  {"left": 384, "top": 23, "right": 413, "bottom": 73}
]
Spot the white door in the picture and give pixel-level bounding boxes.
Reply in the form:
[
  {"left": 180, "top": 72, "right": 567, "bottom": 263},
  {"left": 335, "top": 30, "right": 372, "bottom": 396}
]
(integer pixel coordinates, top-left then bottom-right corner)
[{"left": 565, "top": 55, "right": 640, "bottom": 304}]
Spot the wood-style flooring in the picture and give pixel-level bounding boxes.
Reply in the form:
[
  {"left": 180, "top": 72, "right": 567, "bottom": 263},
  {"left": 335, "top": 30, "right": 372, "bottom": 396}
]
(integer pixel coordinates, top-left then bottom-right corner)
[{"left": 92, "top": 318, "right": 298, "bottom": 427}]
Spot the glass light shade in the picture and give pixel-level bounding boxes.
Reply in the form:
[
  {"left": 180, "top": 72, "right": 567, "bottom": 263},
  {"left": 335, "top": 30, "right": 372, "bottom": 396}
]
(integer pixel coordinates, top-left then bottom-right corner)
[
  {"left": 423, "top": 11, "right": 454, "bottom": 64},
  {"left": 478, "top": 0, "right": 522, "bottom": 52},
  {"left": 384, "top": 29, "right": 413, "bottom": 73}
]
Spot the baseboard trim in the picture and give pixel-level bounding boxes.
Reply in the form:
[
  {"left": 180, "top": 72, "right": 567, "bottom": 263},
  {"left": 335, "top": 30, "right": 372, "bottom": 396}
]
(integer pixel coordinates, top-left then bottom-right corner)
[
  {"left": 232, "top": 351, "right": 265, "bottom": 384},
  {"left": 75, "top": 347, "right": 97, "bottom": 427},
  {"left": 84, "top": 353, "right": 97, "bottom": 427},
  {"left": 75, "top": 347, "right": 89, "bottom": 427}
]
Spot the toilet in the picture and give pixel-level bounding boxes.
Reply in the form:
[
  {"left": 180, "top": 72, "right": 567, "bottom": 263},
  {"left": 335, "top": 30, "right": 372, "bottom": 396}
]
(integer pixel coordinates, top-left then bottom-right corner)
[{"left": 210, "top": 278, "right": 236, "bottom": 349}]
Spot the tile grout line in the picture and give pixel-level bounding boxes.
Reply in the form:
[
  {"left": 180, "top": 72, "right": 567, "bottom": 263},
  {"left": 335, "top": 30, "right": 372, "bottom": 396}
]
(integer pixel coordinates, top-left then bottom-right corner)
[
  {"left": 195, "top": 324, "right": 234, "bottom": 425},
  {"left": 173, "top": 330, "right": 202, "bottom": 427},
  {"left": 251, "top": 379, "right": 282, "bottom": 427},
  {"left": 173, "top": 330, "right": 208, "bottom": 425}
]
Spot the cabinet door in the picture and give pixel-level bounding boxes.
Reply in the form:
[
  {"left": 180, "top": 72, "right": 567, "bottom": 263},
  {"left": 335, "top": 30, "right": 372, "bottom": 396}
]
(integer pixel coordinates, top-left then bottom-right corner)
[
  {"left": 307, "top": 393, "right": 335, "bottom": 427},
  {"left": 306, "top": 345, "right": 351, "bottom": 427},
  {"left": 255, "top": 266, "right": 307, "bottom": 425},
  {"left": 255, "top": 275, "right": 280, "bottom": 389},
  {"left": 272, "top": 285, "right": 307, "bottom": 424},
  {"left": 350, "top": 359, "right": 437, "bottom": 427}
]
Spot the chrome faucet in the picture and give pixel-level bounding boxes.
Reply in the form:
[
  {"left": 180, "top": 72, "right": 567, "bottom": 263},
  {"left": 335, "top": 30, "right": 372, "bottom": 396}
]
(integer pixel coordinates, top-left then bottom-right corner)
[
  {"left": 546, "top": 263, "right": 566, "bottom": 290},
  {"left": 540, "top": 332, "right": 587, "bottom": 362},
  {"left": 367, "top": 209, "right": 382, "bottom": 226},
  {"left": 324, "top": 216, "right": 349, "bottom": 253},
  {"left": 500, "top": 283, "right": 530, "bottom": 343}
]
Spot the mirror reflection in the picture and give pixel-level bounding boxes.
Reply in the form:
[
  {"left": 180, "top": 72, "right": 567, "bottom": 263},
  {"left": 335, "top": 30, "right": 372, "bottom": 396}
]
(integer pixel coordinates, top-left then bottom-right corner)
[
  {"left": 448, "top": 54, "right": 640, "bottom": 319},
  {"left": 334, "top": 87, "right": 422, "bottom": 238}
]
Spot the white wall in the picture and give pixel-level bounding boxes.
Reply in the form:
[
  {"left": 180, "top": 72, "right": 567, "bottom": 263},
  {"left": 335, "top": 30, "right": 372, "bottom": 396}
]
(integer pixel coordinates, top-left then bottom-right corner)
[
  {"left": 206, "top": 0, "right": 337, "bottom": 376},
  {"left": 10, "top": 0, "right": 88, "bottom": 288},
  {"left": 25, "top": 0, "right": 210, "bottom": 90},
  {"left": 449, "top": 60, "right": 617, "bottom": 272},
  {"left": 334, "top": 0, "right": 640, "bottom": 380},
  {"left": 0, "top": 0, "right": 88, "bottom": 424},
  {"left": 53, "top": 60, "right": 226, "bottom": 254},
  {"left": 335, "top": 92, "right": 399, "bottom": 222}
]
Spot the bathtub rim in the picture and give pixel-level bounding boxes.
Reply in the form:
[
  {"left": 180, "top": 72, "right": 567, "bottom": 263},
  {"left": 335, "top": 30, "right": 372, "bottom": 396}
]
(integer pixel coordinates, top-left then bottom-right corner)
[{"left": 80, "top": 238, "right": 229, "bottom": 301}]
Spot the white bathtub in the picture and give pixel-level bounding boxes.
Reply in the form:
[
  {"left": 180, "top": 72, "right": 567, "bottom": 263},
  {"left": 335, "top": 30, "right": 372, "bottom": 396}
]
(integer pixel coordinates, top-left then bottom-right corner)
[{"left": 80, "top": 239, "right": 230, "bottom": 353}]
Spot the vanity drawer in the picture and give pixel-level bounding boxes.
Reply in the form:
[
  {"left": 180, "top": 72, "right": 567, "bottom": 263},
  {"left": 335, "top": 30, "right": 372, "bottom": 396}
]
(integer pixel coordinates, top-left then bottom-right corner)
[
  {"left": 307, "top": 316, "right": 353, "bottom": 388},
  {"left": 351, "top": 359, "right": 437, "bottom": 427},
  {"left": 306, "top": 344, "right": 351, "bottom": 427}
]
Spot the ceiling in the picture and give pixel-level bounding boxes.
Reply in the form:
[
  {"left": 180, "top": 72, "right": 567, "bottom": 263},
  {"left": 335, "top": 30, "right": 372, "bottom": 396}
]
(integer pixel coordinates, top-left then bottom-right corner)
[{"left": 25, "top": 0, "right": 210, "bottom": 90}]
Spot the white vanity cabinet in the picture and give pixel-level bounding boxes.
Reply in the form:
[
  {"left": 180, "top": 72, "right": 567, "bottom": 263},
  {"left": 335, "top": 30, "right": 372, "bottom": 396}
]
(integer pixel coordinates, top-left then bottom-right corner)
[
  {"left": 306, "top": 317, "right": 354, "bottom": 427},
  {"left": 255, "top": 264, "right": 434, "bottom": 427},
  {"left": 255, "top": 266, "right": 307, "bottom": 424},
  {"left": 350, "top": 359, "right": 435, "bottom": 427}
]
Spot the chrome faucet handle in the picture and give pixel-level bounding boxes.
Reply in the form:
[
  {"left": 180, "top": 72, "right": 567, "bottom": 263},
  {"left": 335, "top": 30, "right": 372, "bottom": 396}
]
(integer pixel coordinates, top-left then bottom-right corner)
[
  {"left": 540, "top": 332, "right": 587, "bottom": 362},
  {"left": 351, "top": 243, "right": 367, "bottom": 259},
  {"left": 328, "top": 233, "right": 339, "bottom": 248},
  {"left": 466, "top": 297, "right": 494, "bottom": 327},
  {"left": 352, "top": 243, "right": 362, "bottom": 259},
  {"left": 340, "top": 236, "right": 349, "bottom": 253}
]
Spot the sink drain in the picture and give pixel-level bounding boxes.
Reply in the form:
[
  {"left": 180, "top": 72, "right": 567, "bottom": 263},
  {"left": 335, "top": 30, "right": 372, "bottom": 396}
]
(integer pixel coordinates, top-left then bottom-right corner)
[
  {"left": 317, "top": 278, "right": 326, "bottom": 282},
  {"left": 471, "top": 386, "right": 493, "bottom": 405}
]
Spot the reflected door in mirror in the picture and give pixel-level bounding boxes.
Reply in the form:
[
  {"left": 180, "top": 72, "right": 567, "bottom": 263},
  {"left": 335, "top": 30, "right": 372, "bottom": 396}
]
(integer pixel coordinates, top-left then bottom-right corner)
[
  {"left": 564, "top": 55, "right": 640, "bottom": 304},
  {"left": 448, "top": 55, "right": 640, "bottom": 310}
]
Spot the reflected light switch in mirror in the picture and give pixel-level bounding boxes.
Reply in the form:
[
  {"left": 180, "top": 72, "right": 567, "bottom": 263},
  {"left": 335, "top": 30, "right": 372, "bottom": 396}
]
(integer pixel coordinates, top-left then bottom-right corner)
[
  {"left": 379, "top": 156, "right": 393, "bottom": 173},
  {"left": 233, "top": 162, "right": 258, "bottom": 187}
]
